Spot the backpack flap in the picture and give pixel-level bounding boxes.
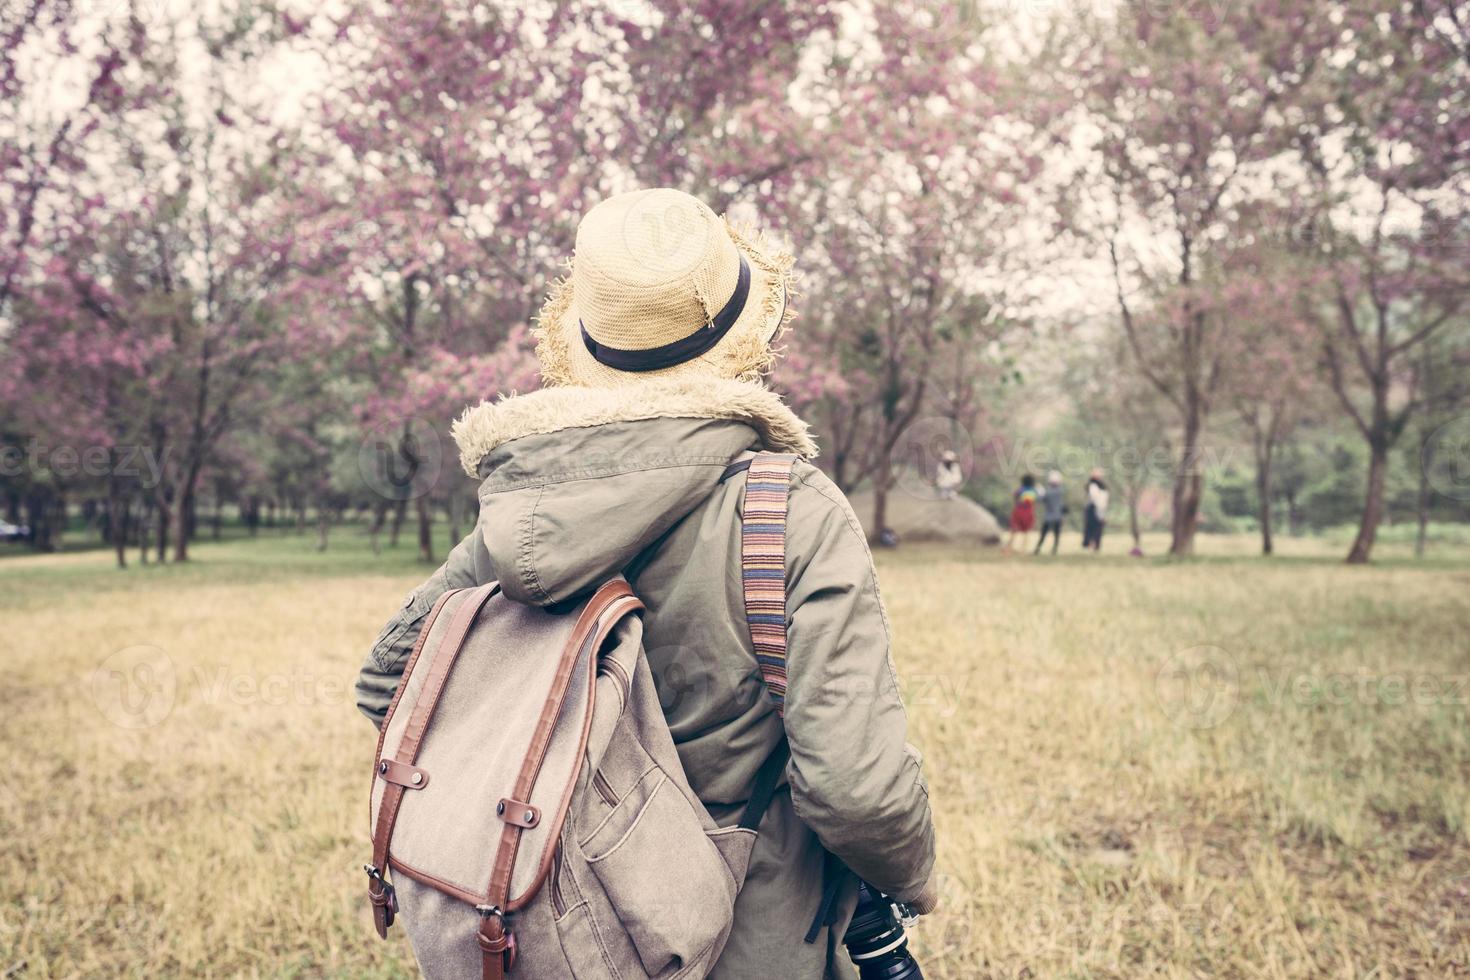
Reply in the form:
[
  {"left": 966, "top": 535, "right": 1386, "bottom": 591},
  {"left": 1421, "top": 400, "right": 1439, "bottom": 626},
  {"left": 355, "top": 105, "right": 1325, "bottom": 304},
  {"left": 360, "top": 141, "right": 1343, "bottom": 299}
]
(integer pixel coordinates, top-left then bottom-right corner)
[
  {"left": 370, "top": 580, "right": 644, "bottom": 920},
  {"left": 504, "top": 593, "right": 646, "bottom": 907}
]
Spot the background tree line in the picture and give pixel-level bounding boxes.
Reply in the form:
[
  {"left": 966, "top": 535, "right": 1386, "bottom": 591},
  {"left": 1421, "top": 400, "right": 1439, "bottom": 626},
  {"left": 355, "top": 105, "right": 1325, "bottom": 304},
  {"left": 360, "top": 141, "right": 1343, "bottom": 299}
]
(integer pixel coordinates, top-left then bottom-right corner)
[{"left": 1, "top": 0, "right": 1466, "bottom": 567}]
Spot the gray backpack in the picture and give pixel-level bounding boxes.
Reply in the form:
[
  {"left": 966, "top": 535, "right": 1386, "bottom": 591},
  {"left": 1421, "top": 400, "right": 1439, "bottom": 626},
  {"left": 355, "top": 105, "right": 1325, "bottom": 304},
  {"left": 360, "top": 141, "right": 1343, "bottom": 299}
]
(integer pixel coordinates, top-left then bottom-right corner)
[{"left": 366, "top": 452, "right": 797, "bottom": 979}]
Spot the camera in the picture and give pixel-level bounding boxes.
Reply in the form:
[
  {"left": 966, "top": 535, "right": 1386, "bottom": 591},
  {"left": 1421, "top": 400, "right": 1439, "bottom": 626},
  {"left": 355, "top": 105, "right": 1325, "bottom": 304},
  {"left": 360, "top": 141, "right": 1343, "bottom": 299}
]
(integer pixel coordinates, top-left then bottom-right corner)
[{"left": 842, "top": 880, "right": 925, "bottom": 979}]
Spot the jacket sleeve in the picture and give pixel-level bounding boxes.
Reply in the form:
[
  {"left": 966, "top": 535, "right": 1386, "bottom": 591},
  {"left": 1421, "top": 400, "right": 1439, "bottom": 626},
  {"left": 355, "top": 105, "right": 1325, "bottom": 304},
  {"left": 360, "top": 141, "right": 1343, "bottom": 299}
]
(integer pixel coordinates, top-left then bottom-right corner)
[
  {"left": 779, "top": 466, "right": 937, "bottom": 904},
  {"left": 354, "top": 524, "right": 493, "bottom": 728}
]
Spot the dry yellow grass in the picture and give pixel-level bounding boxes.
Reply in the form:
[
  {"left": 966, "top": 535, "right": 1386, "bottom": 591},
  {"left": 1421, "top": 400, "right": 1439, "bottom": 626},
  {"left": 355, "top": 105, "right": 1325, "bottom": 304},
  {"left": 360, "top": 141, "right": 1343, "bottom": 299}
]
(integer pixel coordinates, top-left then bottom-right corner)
[{"left": 2, "top": 531, "right": 1468, "bottom": 978}]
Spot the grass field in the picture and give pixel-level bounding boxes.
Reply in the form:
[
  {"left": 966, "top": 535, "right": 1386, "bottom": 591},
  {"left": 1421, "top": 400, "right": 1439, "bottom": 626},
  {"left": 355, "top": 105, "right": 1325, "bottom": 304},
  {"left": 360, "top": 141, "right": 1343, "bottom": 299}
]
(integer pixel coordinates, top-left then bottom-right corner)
[{"left": 3, "top": 528, "right": 1468, "bottom": 978}]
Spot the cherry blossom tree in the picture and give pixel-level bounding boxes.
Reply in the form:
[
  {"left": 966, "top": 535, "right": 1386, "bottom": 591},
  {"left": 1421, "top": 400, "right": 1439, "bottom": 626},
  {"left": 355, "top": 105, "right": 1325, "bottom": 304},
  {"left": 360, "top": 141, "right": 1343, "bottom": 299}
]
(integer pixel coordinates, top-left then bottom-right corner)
[
  {"left": 291, "top": 0, "right": 603, "bottom": 554},
  {"left": 1215, "top": 232, "right": 1326, "bottom": 555},
  {"left": 773, "top": 4, "right": 1041, "bottom": 535},
  {"left": 601, "top": 0, "right": 837, "bottom": 209},
  {"left": 3, "top": 1, "right": 330, "bottom": 561},
  {"left": 1061, "top": 0, "right": 1338, "bottom": 555},
  {"left": 1287, "top": 0, "right": 1469, "bottom": 563},
  {"left": 1, "top": 0, "right": 137, "bottom": 322}
]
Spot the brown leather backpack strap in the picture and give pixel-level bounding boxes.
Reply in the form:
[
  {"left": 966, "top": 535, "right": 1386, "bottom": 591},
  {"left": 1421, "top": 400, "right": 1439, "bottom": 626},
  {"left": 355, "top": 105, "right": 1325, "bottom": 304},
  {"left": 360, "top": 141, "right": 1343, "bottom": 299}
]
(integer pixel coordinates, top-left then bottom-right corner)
[
  {"left": 741, "top": 452, "right": 797, "bottom": 715},
  {"left": 476, "top": 578, "right": 643, "bottom": 980},
  {"left": 368, "top": 581, "right": 498, "bottom": 938},
  {"left": 365, "top": 586, "right": 456, "bottom": 936}
]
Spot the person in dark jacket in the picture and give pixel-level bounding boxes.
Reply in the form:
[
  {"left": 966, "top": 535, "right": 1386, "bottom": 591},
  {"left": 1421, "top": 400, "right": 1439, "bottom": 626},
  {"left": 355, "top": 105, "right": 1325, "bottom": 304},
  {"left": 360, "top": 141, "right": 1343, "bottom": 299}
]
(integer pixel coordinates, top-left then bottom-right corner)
[
  {"left": 1035, "top": 470, "right": 1065, "bottom": 555},
  {"left": 1082, "top": 468, "right": 1109, "bottom": 551}
]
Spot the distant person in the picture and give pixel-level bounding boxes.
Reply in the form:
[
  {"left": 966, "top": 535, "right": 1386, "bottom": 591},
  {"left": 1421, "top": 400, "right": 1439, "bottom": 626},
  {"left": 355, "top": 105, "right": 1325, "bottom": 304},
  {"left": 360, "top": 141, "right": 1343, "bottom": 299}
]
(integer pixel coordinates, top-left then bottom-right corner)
[
  {"left": 935, "top": 450, "right": 963, "bottom": 500},
  {"left": 1035, "top": 470, "right": 1065, "bottom": 555},
  {"left": 1082, "top": 468, "right": 1108, "bottom": 551},
  {"left": 1004, "top": 473, "right": 1038, "bottom": 554}
]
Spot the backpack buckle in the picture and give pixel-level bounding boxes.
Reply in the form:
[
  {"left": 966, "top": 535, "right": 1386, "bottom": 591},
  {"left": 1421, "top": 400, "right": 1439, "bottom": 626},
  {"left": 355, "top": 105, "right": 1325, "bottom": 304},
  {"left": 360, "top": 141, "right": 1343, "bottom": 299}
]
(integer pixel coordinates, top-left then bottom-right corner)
[
  {"left": 365, "top": 864, "right": 398, "bottom": 936},
  {"left": 475, "top": 907, "right": 517, "bottom": 971}
]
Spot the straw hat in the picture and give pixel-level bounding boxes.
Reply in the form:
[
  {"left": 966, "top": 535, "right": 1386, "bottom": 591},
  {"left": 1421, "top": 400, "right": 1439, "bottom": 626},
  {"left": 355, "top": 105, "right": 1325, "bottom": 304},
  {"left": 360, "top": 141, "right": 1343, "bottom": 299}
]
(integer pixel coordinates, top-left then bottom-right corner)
[{"left": 533, "top": 188, "right": 795, "bottom": 388}]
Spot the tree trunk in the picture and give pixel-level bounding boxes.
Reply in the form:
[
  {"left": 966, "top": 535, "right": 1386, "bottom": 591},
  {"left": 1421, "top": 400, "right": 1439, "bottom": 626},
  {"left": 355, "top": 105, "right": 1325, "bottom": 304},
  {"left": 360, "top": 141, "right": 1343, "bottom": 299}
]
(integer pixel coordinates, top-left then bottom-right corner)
[
  {"left": 871, "top": 483, "right": 890, "bottom": 546},
  {"left": 137, "top": 498, "right": 151, "bottom": 565},
  {"left": 446, "top": 494, "right": 463, "bottom": 550},
  {"left": 155, "top": 490, "right": 170, "bottom": 563},
  {"left": 107, "top": 466, "right": 128, "bottom": 570},
  {"left": 24, "top": 491, "right": 48, "bottom": 552},
  {"left": 51, "top": 490, "right": 66, "bottom": 551},
  {"left": 1256, "top": 450, "right": 1274, "bottom": 557},
  {"left": 27, "top": 489, "right": 60, "bottom": 552},
  {"left": 316, "top": 502, "right": 330, "bottom": 552},
  {"left": 416, "top": 496, "right": 433, "bottom": 563},
  {"left": 1346, "top": 438, "right": 1388, "bottom": 564},
  {"left": 1128, "top": 488, "right": 1141, "bottom": 549},
  {"left": 368, "top": 502, "right": 387, "bottom": 557},
  {"left": 389, "top": 499, "right": 407, "bottom": 548},
  {"left": 1169, "top": 399, "right": 1204, "bottom": 556},
  {"left": 171, "top": 465, "right": 201, "bottom": 562},
  {"left": 870, "top": 434, "right": 897, "bottom": 546},
  {"left": 1415, "top": 437, "right": 1433, "bottom": 559}
]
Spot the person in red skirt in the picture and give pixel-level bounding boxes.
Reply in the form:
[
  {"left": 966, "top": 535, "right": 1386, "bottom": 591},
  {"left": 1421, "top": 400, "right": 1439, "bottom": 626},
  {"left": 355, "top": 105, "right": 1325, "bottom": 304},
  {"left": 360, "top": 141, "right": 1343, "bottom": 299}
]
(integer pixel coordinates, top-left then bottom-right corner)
[{"left": 1003, "top": 473, "right": 1039, "bottom": 555}]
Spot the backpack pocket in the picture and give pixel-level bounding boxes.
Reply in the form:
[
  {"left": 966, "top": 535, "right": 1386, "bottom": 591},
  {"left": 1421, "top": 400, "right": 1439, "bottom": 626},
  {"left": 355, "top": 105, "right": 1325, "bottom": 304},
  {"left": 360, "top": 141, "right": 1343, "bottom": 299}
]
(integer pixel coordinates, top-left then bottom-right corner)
[{"left": 580, "top": 765, "right": 737, "bottom": 976}]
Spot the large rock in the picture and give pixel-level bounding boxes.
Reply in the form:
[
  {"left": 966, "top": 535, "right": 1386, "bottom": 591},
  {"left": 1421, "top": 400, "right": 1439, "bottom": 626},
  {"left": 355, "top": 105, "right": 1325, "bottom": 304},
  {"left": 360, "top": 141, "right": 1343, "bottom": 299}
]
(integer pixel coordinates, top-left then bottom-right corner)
[{"left": 845, "top": 489, "right": 1003, "bottom": 546}]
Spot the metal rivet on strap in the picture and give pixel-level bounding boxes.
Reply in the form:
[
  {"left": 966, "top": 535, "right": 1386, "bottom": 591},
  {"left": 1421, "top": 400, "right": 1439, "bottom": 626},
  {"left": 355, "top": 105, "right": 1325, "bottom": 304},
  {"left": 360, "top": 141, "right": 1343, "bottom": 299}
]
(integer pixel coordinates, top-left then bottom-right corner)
[
  {"left": 378, "top": 761, "right": 388, "bottom": 774},
  {"left": 524, "top": 809, "right": 535, "bottom": 824},
  {"left": 411, "top": 772, "right": 423, "bottom": 785},
  {"left": 496, "top": 801, "right": 505, "bottom": 815}
]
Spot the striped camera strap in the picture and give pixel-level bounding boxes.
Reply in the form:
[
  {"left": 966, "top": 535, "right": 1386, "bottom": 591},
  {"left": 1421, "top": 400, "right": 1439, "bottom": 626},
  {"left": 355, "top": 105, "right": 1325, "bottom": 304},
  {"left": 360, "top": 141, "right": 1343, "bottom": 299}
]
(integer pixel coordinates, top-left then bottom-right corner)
[{"left": 738, "top": 452, "right": 797, "bottom": 714}]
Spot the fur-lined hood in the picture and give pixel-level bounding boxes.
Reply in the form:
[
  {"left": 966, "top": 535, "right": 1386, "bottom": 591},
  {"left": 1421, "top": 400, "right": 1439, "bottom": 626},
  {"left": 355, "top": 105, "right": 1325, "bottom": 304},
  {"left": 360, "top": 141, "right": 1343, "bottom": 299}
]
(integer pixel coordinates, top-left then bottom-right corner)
[
  {"left": 451, "top": 378, "right": 816, "bottom": 478},
  {"left": 447, "top": 379, "right": 817, "bottom": 606}
]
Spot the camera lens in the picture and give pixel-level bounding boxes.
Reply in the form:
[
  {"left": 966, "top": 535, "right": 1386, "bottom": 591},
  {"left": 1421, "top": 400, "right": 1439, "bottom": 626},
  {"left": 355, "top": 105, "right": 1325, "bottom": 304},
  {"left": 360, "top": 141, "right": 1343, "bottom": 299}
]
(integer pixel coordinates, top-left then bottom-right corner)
[{"left": 843, "top": 882, "right": 924, "bottom": 980}]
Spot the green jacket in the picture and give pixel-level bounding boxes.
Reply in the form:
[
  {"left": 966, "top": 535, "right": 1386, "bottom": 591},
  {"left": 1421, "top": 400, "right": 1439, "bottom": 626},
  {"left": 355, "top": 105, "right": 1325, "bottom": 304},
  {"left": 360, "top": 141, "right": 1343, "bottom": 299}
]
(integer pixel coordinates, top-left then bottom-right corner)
[{"left": 356, "top": 378, "right": 936, "bottom": 978}]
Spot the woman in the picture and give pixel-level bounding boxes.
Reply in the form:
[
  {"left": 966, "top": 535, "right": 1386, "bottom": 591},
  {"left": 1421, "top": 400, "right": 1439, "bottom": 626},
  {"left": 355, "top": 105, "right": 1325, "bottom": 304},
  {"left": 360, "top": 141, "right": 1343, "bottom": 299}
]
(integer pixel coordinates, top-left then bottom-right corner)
[
  {"left": 355, "top": 188, "right": 938, "bottom": 978},
  {"left": 1083, "top": 468, "right": 1109, "bottom": 551},
  {"left": 1004, "top": 473, "right": 1038, "bottom": 554},
  {"left": 935, "top": 449, "right": 964, "bottom": 499}
]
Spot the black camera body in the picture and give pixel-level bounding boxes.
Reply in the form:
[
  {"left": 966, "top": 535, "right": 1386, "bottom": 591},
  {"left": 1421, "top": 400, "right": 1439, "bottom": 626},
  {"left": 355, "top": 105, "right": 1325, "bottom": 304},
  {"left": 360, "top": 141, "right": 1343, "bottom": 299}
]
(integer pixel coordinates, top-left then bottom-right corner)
[{"left": 842, "top": 881, "right": 925, "bottom": 979}]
